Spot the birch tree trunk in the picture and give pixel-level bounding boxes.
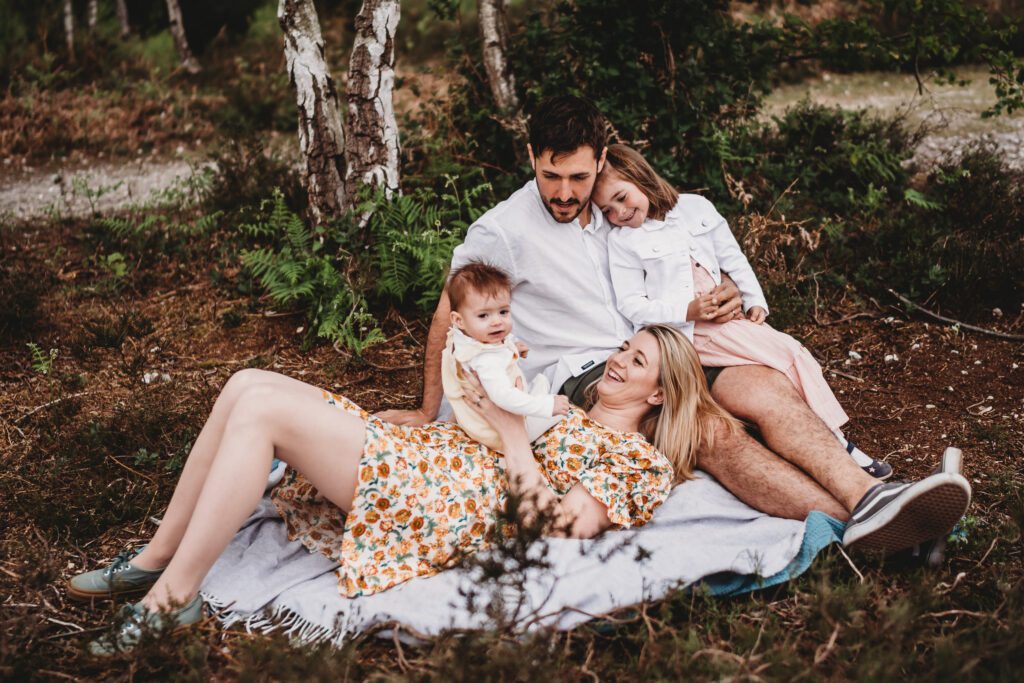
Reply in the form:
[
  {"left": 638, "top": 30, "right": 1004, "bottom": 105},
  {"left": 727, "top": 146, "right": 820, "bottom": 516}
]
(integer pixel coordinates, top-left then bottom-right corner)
[
  {"left": 165, "top": 0, "right": 201, "bottom": 74},
  {"left": 116, "top": 0, "right": 131, "bottom": 37},
  {"left": 477, "top": 0, "right": 519, "bottom": 114},
  {"left": 344, "top": 0, "right": 401, "bottom": 211},
  {"left": 87, "top": 0, "right": 98, "bottom": 32},
  {"left": 64, "top": 0, "right": 75, "bottom": 62},
  {"left": 278, "top": 0, "right": 348, "bottom": 224}
]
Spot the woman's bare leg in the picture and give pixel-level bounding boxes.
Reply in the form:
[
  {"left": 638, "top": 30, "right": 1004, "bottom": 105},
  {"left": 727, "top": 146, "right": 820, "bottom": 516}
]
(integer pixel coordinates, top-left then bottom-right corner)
[
  {"left": 140, "top": 381, "right": 368, "bottom": 610},
  {"left": 131, "top": 369, "right": 326, "bottom": 570}
]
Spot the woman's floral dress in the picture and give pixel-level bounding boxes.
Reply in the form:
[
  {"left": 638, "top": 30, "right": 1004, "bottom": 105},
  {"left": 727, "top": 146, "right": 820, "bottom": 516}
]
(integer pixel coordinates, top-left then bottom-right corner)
[{"left": 270, "top": 391, "right": 673, "bottom": 597}]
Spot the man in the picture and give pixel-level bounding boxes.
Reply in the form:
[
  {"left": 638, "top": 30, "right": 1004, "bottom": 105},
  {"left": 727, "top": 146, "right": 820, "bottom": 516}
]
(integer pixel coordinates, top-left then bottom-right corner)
[{"left": 378, "top": 95, "right": 970, "bottom": 554}]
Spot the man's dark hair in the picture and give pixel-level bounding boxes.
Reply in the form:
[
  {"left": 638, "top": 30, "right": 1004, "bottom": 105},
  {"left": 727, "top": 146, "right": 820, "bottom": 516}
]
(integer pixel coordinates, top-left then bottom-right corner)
[{"left": 528, "top": 95, "right": 608, "bottom": 162}]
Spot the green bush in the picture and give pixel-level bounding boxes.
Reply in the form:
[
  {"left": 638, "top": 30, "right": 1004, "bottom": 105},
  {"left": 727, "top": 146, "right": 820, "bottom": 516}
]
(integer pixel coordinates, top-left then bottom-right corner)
[
  {"left": 860, "top": 144, "right": 1024, "bottom": 315},
  {"left": 734, "top": 102, "right": 921, "bottom": 218}
]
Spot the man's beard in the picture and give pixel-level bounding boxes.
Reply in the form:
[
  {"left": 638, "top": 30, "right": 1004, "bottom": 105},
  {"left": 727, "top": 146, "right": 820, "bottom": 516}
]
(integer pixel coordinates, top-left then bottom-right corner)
[{"left": 543, "top": 195, "right": 590, "bottom": 223}]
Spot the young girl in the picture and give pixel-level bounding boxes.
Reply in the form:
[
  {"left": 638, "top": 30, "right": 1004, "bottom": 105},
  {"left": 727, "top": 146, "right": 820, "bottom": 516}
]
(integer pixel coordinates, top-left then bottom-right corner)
[
  {"left": 594, "top": 144, "right": 891, "bottom": 480},
  {"left": 442, "top": 261, "right": 569, "bottom": 452}
]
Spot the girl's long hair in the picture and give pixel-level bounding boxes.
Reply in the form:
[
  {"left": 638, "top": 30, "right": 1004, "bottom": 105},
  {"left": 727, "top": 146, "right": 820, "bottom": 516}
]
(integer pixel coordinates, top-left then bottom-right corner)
[
  {"left": 641, "top": 324, "right": 740, "bottom": 483},
  {"left": 601, "top": 144, "right": 679, "bottom": 221}
]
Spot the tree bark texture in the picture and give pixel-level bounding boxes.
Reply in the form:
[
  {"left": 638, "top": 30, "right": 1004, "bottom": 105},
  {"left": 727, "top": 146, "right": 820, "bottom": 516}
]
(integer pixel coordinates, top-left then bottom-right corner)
[
  {"left": 165, "top": 0, "right": 201, "bottom": 74},
  {"left": 477, "top": 0, "right": 519, "bottom": 114},
  {"left": 344, "top": 0, "right": 401, "bottom": 209},
  {"left": 278, "top": 0, "right": 348, "bottom": 224},
  {"left": 116, "top": 0, "right": 131, "bottom": 37},
  {"left": 64, "top": 0, "right": 75, "bottom": 61},
  {"left": 88, "top": 0, "right": 98, "bottom": 31}
]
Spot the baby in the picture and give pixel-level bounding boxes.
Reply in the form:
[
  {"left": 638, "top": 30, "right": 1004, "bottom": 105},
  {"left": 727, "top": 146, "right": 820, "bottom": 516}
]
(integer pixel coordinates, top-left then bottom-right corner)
[{"left": 441, "top": 261, "right": 570, "bottom": 452}]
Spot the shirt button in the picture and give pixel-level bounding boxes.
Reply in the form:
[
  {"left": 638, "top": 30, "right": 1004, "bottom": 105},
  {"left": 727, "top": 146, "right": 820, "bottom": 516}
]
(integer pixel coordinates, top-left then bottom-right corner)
[
  {"left": 701, "top": 218, "right": 710, "bottom": 227},
  {"left": 653, "top": 246, "right": 660, "bottom": 252}
]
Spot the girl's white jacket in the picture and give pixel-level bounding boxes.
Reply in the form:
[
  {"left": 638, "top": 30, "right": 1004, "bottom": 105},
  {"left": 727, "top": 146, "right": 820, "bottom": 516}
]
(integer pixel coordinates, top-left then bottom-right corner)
[{"left": 607, "top": 194, "right": 769, "bottom": 340}]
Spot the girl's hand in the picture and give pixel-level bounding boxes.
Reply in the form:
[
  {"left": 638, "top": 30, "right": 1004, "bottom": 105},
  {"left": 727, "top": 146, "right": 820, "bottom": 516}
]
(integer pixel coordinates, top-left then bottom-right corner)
[
  {"left": 515, "top": 341, "right": 530, "bottom": 358},
  {"left": 687, "top": 294, "right": 719, "bottom": 322},
  {"left": 459, "top": 363, "right": 528, "bottom": 439},
  {"left": 746, "top": 306, "right": 767, "bottom": 324}
]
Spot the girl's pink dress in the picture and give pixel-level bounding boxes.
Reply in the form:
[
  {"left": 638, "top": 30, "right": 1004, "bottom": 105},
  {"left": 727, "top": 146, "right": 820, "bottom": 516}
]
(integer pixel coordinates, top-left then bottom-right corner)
[{"left": 690, "top": 259, "right": 848, "bottom": 430}]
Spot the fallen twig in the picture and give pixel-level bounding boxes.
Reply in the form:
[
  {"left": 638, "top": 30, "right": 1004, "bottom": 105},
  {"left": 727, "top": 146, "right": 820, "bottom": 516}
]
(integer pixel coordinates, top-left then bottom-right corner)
[
  {"left": 837, "top": 546, "right": 865, "bottom": 584},
  {"left": 826, "top": 368, "right": 865, "bottom": 383},
  {"left": 889, "top": 289, "right": 1024, "bottom": 341},
  {"left": 14, "top": 392, "right": 91, "bottom": 423}
]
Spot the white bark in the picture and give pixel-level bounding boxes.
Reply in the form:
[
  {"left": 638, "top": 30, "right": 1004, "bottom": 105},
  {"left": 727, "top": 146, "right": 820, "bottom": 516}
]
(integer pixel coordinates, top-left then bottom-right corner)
[
  {"left": 116, "top": 0, "right": 131, "bottom": 37},
  {"left": 64, "top": 0, "right": 75, "bottom": 61},
  {"left": 87, "top": 0, "right": 98, "bottom": 32},
  {"left": 345, "top": 0, "right": 401, "bottom": 210},
  {"left": 165, "top": 0, "right": 201, "bottom": 74},
  {"left": 477, "top": 0, "right": 519, "bottom": 114},
  {"left": 278, "top": 0, "right": 348, "bottom": 224}
]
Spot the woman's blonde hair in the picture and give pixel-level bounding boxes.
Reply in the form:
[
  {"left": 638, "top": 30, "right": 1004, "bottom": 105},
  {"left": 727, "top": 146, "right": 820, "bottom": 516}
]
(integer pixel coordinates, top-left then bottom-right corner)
[
  {"left": 642, "top": 325, "right": 742, "bottom": 483},
  {"left": 582, "top": 324, "right": 740, "bottom": 483},
  {"left": 600, "top": 144, "right": 679, "bottom": 221}
]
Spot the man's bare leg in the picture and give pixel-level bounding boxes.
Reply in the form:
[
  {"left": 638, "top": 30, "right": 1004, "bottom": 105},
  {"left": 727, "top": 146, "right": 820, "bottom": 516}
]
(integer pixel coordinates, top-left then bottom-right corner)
[
  {"left": 711, "top": 365, "right": 876, "bottom": 512},
  {"left": 697, "top": 420, "right": 849, "bottom": 521}
]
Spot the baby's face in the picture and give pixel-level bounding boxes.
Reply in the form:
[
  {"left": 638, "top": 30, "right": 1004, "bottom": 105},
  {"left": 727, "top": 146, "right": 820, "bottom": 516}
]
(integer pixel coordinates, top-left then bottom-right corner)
[{"left": 453, "top": 288, "right": 513, "bottom": 344}]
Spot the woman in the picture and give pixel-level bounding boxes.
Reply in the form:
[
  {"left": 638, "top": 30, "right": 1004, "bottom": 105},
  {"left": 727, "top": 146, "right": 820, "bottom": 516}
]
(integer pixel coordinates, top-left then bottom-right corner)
[{"left": 69, "top": 325, "right": 735, "bottom": 653}]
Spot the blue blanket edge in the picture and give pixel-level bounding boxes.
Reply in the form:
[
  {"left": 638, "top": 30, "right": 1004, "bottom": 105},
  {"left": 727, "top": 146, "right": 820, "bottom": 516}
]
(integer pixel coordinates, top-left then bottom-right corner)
[{"left": 697, "top": 511, "right": 846, "bottom": 597}]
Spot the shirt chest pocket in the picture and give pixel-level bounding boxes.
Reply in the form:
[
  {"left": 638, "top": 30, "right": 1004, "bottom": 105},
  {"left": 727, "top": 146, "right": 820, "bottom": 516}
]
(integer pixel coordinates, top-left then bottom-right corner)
[{"left": 635, "top": 238, "right": 687, "bottom": 264}]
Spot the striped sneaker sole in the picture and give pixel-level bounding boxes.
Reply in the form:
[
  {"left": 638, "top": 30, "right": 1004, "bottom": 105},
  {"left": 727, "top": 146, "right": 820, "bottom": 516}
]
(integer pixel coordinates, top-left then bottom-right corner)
[{"left": 843, "top": 473, "right": 971, "bottom": 554}]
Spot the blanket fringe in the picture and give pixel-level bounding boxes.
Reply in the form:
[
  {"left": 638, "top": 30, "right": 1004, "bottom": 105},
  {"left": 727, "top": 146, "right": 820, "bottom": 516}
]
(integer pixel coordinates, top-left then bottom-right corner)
[{"left": 201, "top": 591, "right": 351, "bottom": 648}]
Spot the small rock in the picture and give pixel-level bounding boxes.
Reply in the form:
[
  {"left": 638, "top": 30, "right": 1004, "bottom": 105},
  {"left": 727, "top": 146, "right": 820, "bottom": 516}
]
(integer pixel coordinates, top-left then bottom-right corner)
[
  {"left": 143, "top": 371, "right": 159, "bottom": 384},
  {"left": 884, "top": 353, "right": 899, "bottom": 364},
  {"left": 926, "top": 404, "right": 936, "bottom": 409},
  {"left": 974, "top": 360, "right": 982, "bottom": 365},
  {"left": 296, "top": 326, "right": 305, "bottom": 334},
  {"left": 951, "top": 349, "right": 960, "bottom": 354},
  {"left": 1014, "top": 363, "right": 1020, "bottom": 369},
  {"left": 848, "top": 350, "right": 863, "bottom": 361},
  {"left": 911, "top": 343, "right": 921, "bottom": 350},
  {"left": 993, "top": 308, "right": 1003, "bottom": 318},
  {"left": 961, "top": 370, "right": 969, "bottom": 375}
]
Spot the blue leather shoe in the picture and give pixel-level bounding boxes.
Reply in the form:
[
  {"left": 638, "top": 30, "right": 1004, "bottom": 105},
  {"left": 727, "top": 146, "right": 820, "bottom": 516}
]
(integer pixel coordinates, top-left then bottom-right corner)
[
  {"left": 87, "top": 594, "right": 204, "bottom": 656},
  {"left": 68, "top": 547, "right": 164, "bottom": 602}
]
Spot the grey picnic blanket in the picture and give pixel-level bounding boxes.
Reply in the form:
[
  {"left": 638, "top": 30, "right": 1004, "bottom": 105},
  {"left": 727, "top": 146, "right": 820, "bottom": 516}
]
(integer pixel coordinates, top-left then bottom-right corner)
[{"left": 200, "top": 472, "right": 844, "bottom": 644}]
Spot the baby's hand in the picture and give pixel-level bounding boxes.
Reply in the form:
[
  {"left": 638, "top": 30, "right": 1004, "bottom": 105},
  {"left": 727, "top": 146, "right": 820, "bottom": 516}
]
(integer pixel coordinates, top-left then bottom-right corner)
[
  {"left": 552, "top": 395, "right": 571, "bottom": 416},
  {"left": 687, "top": 294, "right": 719, "bottom": 322},
  {"left": 515, "top": 340, "right": 529, "bottom": 358},
  {"left": 746, "top": 306, "right": 767, "bottom": 324}
]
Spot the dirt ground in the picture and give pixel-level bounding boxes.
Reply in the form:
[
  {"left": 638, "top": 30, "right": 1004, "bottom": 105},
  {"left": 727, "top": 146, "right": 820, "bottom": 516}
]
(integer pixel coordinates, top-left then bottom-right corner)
[{"left": 1, "top": 203, "right": 1021, "bottom": 676}]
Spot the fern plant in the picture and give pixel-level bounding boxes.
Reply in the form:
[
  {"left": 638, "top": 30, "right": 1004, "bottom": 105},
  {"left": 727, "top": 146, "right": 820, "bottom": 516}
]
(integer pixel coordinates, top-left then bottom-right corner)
[
  {"left": 241, "top": 190, "right": 385, "bottom": 355},
  {"left": 367, "top": 174, "right": 492, "bottom": 310}
]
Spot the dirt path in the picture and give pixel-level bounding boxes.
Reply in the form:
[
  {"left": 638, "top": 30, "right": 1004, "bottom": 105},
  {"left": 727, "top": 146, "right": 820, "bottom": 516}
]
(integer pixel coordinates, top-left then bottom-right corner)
[
  {"left": 765, "top": 65, "right": 1024, "bottom": 170},
  {"left": 0, "top": 155, "right": 208, "bottom": 223}
]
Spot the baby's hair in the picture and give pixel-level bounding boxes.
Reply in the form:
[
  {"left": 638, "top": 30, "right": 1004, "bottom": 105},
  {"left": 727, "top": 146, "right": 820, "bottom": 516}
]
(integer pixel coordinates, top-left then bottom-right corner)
[
  {"left": 447, "top": 261, "right": 513, "bottom": 311},
  {"left": 601, "top": 144, "right": 679, "bottom": 221}
]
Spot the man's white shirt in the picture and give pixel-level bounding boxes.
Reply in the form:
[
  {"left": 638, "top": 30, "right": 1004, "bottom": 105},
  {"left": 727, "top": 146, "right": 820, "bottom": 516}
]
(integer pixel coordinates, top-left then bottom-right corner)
[{"left": 449, "top": 180, "right": 633, "bottom": 392}]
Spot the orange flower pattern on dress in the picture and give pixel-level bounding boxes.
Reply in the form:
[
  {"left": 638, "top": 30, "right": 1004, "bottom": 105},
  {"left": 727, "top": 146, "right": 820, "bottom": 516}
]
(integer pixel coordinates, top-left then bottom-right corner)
[{"left": 270, "top": 392, "right": 672, "bottom": 598}]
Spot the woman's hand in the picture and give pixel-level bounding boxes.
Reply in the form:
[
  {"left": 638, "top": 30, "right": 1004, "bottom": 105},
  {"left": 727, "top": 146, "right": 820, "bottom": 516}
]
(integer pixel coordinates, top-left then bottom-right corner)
[{"left": 458, "top": 363, "right": 529, "bottom": 440}]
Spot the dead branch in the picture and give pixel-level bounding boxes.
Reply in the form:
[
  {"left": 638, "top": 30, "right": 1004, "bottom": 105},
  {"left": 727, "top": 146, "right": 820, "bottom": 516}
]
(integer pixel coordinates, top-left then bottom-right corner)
[{"left": 889, "top": 289, "right": 1024, "bottom": 341}]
